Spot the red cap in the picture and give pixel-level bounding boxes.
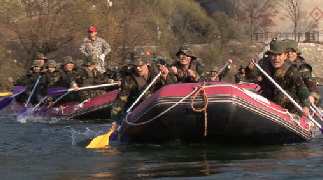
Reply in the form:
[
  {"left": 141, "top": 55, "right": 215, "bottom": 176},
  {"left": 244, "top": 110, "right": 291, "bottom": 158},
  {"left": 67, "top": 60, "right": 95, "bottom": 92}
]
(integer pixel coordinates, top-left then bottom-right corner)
[{"left": 88, "top": 27, "right": 97, "bottom": 32}]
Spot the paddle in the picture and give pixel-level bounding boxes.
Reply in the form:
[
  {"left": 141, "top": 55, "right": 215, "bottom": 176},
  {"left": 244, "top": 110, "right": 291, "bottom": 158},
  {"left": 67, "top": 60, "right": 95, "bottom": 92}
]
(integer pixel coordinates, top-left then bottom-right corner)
[
  {"left": 0, "top": 86, "right": 25, "bottom": 110},
  {"left": 254, "top": 62, "right": 323, "bottom": 131},
  {"left": 85, "top": 127, "right": 115, "bottom": 148},
  {"left": 86, "top": 72, "right": 162, "bottom": 148},
  {"left": 47, "top": 83, "right": 119, "bottom": 97},
  {"left": 51, "top": 83, "right": 119, "bottom": 105},
  {"left": 310, "top": 103, "right": 323, "bottom": 119},
  {"left": 216, "top": 62, "right": 229, "bottom": 79},
  {"left": 16, "top": 76, "right": 41, "bottom": 120}
]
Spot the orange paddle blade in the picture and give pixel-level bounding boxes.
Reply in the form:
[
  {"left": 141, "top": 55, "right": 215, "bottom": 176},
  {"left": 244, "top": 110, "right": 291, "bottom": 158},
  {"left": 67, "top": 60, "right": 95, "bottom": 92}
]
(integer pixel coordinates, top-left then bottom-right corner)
[{"left": 86, "top": 129, "right": 114, "bottom": 148}]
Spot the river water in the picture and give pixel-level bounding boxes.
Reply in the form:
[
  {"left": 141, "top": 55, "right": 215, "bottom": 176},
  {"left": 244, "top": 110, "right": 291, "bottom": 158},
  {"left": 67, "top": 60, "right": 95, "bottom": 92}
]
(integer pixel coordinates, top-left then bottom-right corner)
[
  {"left": 3, "top": 85, "right": 323, "bottom": 180},
  {"left": 1, "top": 113, "right": 323, "bottom": 180}
]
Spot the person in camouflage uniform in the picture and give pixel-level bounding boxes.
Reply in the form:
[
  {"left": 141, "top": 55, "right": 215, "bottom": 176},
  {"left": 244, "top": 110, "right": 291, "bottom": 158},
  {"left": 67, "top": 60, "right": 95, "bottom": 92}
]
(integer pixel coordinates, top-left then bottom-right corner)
[
  {"left": 234, "top": 65, "right": 257, "bottom": 84},
  {"left": 111, "top": 50, "right": 174, "bottom": 123},
  {"left": 41, "top": 60, "right": 58, "bottom": 88},
  {"left": 14, "top": 60, "right": 44, "bottom": 105},
  {"left": 234, "top": 65, "right": 247, "bottom": 83},
  {"left": 35, "top": 52, "right": 48, "bottom": 68},
  {"left": 77, "top": 56, "right": 116, "bottom": 102},
  {"left": 246, "top": 41, "right": 310, "bottom": 116},
  {"left": 205, "top": 59, "right": 233, "bottom": 82},
  {"left": 102, "top": 60, "right": 121, "bottom": 81},
  {"left": 283, "top": 39, "right": 321, "bottom": 107},
  {"left": 37, "top": 60, "right": 59, "bottom": 105},
  {"left": 169, "top": 44, "right": 205, "bottom": 83},
  {"left": 51, "top": 56, "right": 80, "bottom": 104},
  {"left": 74, "top": 59, "right": 84, "bottom": 69},
  {"left": 79, "top": 26, "right": 111, "bottom": 74}
]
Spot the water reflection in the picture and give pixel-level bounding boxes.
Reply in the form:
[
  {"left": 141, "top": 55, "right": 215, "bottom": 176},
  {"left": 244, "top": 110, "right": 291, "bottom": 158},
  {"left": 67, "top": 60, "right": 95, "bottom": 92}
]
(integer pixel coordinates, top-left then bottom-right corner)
[
  {"left": 2, "top": 113, "right": 323, "bottom": 179},
  {"left": 81, "top": 142, "right": 323, "bottom": 179}
]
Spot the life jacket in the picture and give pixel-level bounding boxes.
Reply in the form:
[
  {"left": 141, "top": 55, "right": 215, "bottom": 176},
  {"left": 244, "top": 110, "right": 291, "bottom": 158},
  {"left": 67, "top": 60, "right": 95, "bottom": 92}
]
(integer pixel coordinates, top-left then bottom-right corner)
[
  {"left": 122, "top": 64, "right": 159, "bottom": 110},
  {"left": 30, "top": 72, "right": 41, "bottom": 83},
  {"left": 260, "top": 59, "right": 292, "bottom": 101},
  {"left": 173, "top": 60, "right": 201, "bottom": 83},
  {"left": 82, "top": 67, "right": 95, "bottom": 86},
  {"left": 272, "top": 61, "right": 293, "bottom": 85},
  {"left": 56, "top": 69, "right": 71, "bottom": 88},
  {"left": 42, "top": 71, "right": 54, "bottom": 85},
  {"left": 131, "top": 64, "right": 160, "bottom": 93},
  {"left": 294, "top": 57, "right": 312, "bottom": 72}
]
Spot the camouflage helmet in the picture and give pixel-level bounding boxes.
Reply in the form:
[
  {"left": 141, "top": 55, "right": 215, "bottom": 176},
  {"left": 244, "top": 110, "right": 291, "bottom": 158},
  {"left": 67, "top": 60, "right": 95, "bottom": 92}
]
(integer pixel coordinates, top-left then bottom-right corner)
[
  {"left": 176, "top": 44, "right": 196, "bottom": 58},
  {"left": 35, "top": 53, "right": 48, "bottom": 60},
  {"left": 124, "top": 59, "right": 131, "bottom": 65},
  {"left": 62, "top": 56, "right": 75, "bottom": 65},
  {"left": 211, "top": 66, "right": 218, "bottom": 72},
  {"left": 283, "top": 39, "right": 301, "bottom": 54},
  {"left": 75, "top": 59, "right": 84, "bottom": 67},
  {"left": 269, "top": 41, "right": 287, "bottom": 54},
  {"left": 46, "top": 60, "right": 58, "bottom": 68},
  {"left": 129, "top": 50, "right": 152, "bottom": 65},
  {"left": 239, "top": 65, "right": 245, "bottom": 71},
  {"left": 104, "top": 61, "right": 117, "bottom": 70},
  {"left": 31, "top": 60, "right": 42, "bottom": 68},
  {"left": 153, "top": 52, "right": 166, "bottom": 60},
  {"left": 84, "top": 55, "right": 99, "bottom": 66}
]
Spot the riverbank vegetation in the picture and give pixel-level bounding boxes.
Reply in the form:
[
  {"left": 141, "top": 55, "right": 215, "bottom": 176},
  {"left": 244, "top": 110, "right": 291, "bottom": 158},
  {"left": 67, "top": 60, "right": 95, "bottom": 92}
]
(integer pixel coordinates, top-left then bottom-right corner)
[{"left": 0, "top": 0, "right": 264, "bottom": 91}]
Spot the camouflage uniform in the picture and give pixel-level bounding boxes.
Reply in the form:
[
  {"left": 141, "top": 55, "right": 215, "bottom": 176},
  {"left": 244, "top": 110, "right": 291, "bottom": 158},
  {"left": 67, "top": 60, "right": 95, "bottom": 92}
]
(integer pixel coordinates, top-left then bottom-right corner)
[
  {"left": 14, "top": 61, "right": 44, "bottom": 105},
  {"left": 79, "top": 37, "right": 111, "bottom": 58},
  {"left": 51, "top": 56, "right": 80, "bottom": 104},
  {"left": 205, "top": 66, "right": 230, "bottom": 82},
  {"left": 41, "top": 60, "right": 58, "bottom": 88},
  {"left": 39, "top": 60, "right": 58, "bottom": 103},
  {"left": 102, "top": 61, "right": 122, "bottom": 81},
  {"left": 245, "top": 41, "right": 310, "bottom": 114},
  {"left": 234, "top": 65, "right": 256, "bottom": 83},
  {"left": 170, "top": 44, "right": 205, "bottom": 83},
  {"left": 77, "top": 57, "right": 115, "bottom": 102},
  {"left": 284, "top": 39, "right": 321, "bottom": 107},
  {"left": 79, "top": 27, "right": 111, "bottom": 73},
  {"left": 111, "top": 51, "right": 174, "bottom": 123}
]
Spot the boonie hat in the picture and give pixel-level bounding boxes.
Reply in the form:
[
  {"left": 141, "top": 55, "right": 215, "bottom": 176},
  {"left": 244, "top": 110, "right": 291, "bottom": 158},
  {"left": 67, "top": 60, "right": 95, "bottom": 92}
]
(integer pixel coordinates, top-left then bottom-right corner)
[
  {"left": 211, "top": 66, "right": 218, "bottom": 72},
  {"left": 176, "top": 44, "right": 196, "bottom": 59},
  {"left": 269, "top": 41, "right": 287, "bottom": 54},
  {"left": 62, "top": 56, "right": 75, "bottom": 65},
  {"left": 130, "top": 51, "right": 151, "bottom": 66},
  {"left": 46, "top": 60, "right": 58, "bottom": 68},
  {"left": 283, "top": 39, "right": 301, "bottom": 54},
  {"left": 31, "top": 60, "right": 42, "bottom": 68},
  {"left": 36, "top": 53, "right": 48, "bottom": 60},
  {"left": 85, "top": 55, "right": 99, "bottom": 66}
]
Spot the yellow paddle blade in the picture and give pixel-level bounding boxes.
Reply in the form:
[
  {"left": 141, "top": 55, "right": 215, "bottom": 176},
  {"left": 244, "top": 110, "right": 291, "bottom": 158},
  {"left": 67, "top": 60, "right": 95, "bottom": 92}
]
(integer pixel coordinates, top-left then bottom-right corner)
[{"left": 86, "top": 129, "right": 114, "bottom": 149}]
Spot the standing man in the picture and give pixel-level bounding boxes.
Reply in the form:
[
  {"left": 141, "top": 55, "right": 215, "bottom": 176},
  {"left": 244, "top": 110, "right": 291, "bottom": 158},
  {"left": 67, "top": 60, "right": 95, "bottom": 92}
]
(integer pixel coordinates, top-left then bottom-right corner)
[{"left": 79, "top": 26, "right": 111, "bottom": 74}]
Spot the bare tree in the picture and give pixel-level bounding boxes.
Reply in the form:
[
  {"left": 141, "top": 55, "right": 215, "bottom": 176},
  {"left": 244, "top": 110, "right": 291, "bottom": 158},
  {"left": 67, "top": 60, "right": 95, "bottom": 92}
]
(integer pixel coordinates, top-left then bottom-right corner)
[
  {"left": 234, "top": 0, "right": 275, "bottom": 40},
  {"left": 5, "top": 0, "right": 90, "bottom": 65},
  {"left": 280, "top": 0, "right": 302, "bottom": 41}
]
